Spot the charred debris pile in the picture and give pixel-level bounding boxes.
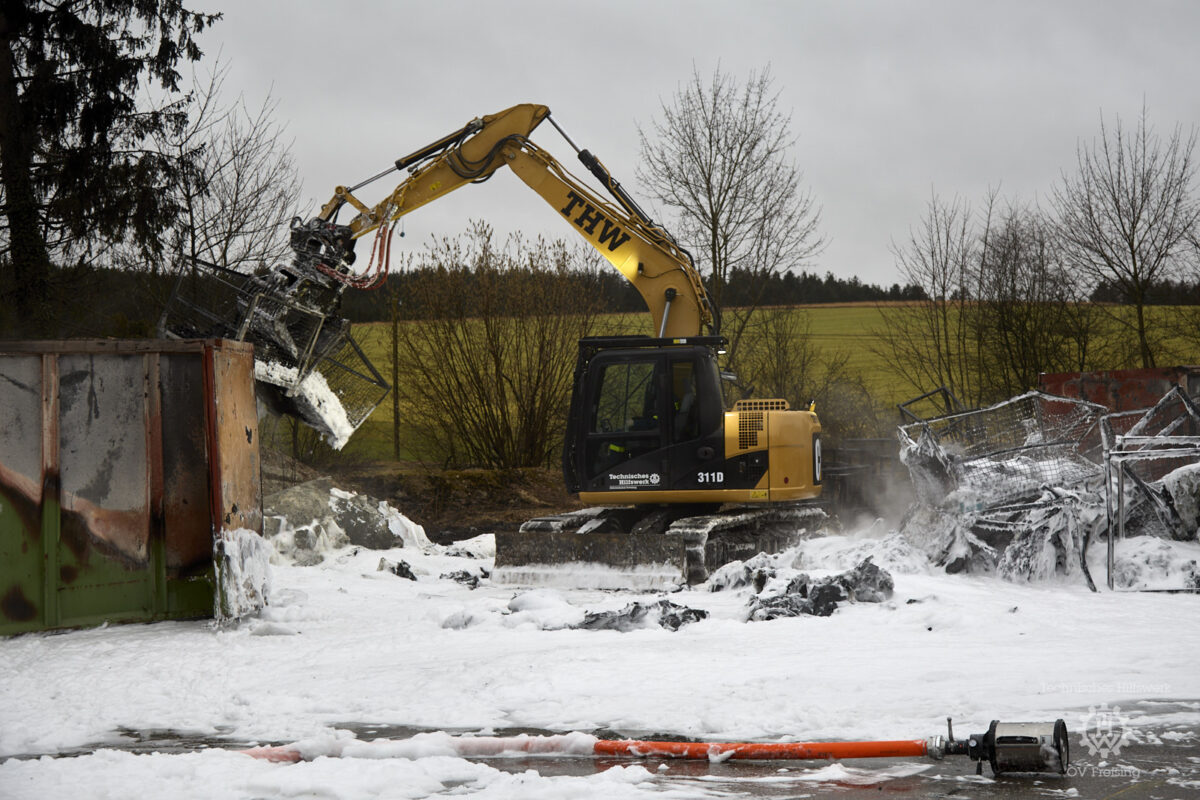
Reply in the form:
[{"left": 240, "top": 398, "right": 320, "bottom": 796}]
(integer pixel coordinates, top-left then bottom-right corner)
[{"left": 897, "top": 388, "right": 1200, "bottom": 589}]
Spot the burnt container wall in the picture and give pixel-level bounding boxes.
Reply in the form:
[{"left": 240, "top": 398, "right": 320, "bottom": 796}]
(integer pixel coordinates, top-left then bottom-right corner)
[
  {"left": 208, "top": 344, "right": 262, "bottom": 535},
  {"left": 0, "top": 339, "right": 261, "bottom": 635},
  {"left": 0, "top": 356, "right": 45, "bottom": 629},
  {"left": 1038, "top": 366, "right": 1200, "bottom": 412},
  {"left": 55, "top": 352, "right": 156, "bottom": 627}
]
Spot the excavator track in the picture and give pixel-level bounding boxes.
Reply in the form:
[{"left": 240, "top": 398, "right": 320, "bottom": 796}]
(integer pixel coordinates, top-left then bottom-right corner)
[{"left": 493, "top": 504, "right": 826, "bottom": 589}]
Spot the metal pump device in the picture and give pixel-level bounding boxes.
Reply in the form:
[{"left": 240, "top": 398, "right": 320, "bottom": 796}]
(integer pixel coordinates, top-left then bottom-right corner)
[{"left": 934, "top": 718, "right": 1070, "bottom": 775}]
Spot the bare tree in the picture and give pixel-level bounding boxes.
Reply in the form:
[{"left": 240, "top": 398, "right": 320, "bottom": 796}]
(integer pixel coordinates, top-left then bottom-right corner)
[
  {"left": 391, "top": 223, "right": 605, "bottom": 469},
  {"left": 875, "top": 192, "right": 982, "bottom": 405},
  {"left": 1052, "top": 108, "right": 1200, "bottom": 368},
  {"left": 151, "top": 61, "right": 302, "bottom": 276},
  {"left": 972, "top": 199, "right": 1086, "bottom": 396},
  {"left": 637, "top": 65, "right": 824, "bottom": 363}
]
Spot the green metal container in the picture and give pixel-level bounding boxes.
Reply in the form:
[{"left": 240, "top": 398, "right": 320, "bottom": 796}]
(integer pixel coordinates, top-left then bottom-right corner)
[{"left": 0, "top": 339, "right": 262, "bottom": 635}]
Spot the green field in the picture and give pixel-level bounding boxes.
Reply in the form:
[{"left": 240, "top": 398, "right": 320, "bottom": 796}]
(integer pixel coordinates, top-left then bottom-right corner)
[
  {"left": 342, "top": 304, "right": 920, "bottom": 461},
  {"left": 341, "top": 303, "right": 1200, "bottom": 462}
]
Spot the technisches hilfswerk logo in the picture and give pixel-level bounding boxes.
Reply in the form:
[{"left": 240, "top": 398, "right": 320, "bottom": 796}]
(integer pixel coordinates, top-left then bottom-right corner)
[{"left": 1080, "top": 703, "right": 1132, "bottom": 759}]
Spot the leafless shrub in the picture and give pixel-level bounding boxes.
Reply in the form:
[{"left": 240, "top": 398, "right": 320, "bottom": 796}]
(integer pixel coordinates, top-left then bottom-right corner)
[{"left": 390, "top": 223, "right": 605, "bottom": 469}]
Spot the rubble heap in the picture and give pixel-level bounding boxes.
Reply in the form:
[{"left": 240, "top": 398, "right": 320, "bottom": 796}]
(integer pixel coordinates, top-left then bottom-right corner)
[{"left": 746, "top": 557, "right": 895, "bottom": 620}]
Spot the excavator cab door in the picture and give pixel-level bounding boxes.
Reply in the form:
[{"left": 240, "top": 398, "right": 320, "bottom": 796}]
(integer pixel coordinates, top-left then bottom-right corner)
[
  {"left": 586, "top": 356, "right": 666, "bottom": 483},
  {"left": 564, "top": 341, "right": 724, "bottom": 495}
]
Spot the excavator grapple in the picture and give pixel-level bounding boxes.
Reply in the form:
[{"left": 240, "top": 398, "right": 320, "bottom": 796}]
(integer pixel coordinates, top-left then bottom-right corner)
[{"left": 157, "top": 219, "right": 389, "bottom": 448}]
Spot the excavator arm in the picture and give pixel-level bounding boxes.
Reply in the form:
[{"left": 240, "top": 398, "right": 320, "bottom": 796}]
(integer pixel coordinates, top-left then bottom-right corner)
[
  {"left": 318, "top": 104, "right": 550, "bottom": 235},
  {"left": 313, "top": 103, "right": 715, "bottom": 338}
]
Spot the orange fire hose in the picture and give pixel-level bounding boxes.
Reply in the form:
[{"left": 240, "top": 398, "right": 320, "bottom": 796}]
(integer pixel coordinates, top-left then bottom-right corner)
[
  {"left": 238, "top": 718, "right": 1070, "bottom": 778},
  {"left": 592, "top": 738, "right": 930, "bottom": 760},
  {"left": 241, "top": 736, "right": 930, "bottom": 764}
]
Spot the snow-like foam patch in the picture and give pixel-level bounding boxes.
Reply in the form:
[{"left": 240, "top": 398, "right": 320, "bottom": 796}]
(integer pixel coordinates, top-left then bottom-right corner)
[
  {"left": 445, "top": 533, "right": 496, "bottom": 559},
  {"left": 293, "top": 731, "right": 601, "bottom": 761},
  {"left": 255, "top": 360, "right": 355, "bottom": 449},
  {"left": 791, "top": 528, "right": 932, "bottom": 575},
  {"left": 0, "top": 746, "right": 718, "bottom": 800},
  {"left": 379, "top": 499, "right": 434, "bottom": 550},
  {"left": 1161, "top": 462, "right": 1200, "bottom": 534},
  {"left": 213, "top": 528, "right": 271, "bottom": 620},
  {"left": 504, "top": 590, "right": 586, "bottom": 629},
  {"left": 791, "top": 762, "right": 932, "bottom": 784},
  {"left": 492, "top": 562, "right": 683, "bottom": 591},
  {"left": 1106, "top": 536, "right": 1200, "bottom": 590}
]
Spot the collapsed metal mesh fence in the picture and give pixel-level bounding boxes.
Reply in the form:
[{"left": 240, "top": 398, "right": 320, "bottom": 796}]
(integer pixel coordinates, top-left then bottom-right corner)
[
  {"left": 158, "top": 260, "right": 389, "bottom": 437},
  {"left": 1103, "top": 387, "right": 1200, "bottom": 549},
  {"left": 899, "top": 392, "right": 1109, "bottom": 509},
  {"left": 898, "top": 385, "right": 1200, "bottom": 589}
]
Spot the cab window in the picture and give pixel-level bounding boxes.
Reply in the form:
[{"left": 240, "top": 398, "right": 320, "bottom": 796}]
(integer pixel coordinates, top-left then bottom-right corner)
[{"left": 592, "top": 360, "right": 659, "bottom": 433}]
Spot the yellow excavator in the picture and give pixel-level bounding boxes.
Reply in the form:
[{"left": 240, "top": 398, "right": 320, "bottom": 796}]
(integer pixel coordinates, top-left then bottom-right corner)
[{"left": 172, "top": 103, "right": 825, "bottom": 586}]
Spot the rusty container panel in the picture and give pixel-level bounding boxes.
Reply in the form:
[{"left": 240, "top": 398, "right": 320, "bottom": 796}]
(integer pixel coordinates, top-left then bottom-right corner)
[
  {"left": 159, "top": 354, "right": 214, "bottom": 575},
  {"left": 1038, "top": 367, "right": 1200, "bottom": 412},
  {"left": 56, "top": 353, "right": 154, "bottom": 627},
  {"left": 0, "top": 356, "right": 45, "bottom": 628},
  {"left": 1, "top": 339, "right": 262, "bottom": 635},
  {"left": 207, "top": 344, "right": 262, "bottom": 535}
]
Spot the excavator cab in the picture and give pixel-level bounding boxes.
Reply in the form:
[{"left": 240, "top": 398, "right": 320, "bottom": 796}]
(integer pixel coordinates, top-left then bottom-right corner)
[
  {"left": 565, "top": 336, "right": 726, "bottom": 496},
  {"left": 504, "top": 333, "right": 824, "bottom": 587},
  {"left": 563, "top": 333, "right": 822, "bottom": 512}
]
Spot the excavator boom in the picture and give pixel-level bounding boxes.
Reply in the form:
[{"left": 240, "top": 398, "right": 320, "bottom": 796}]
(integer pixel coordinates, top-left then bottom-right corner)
[{"left": 318, "top": 104, "right": 713, "bottom": 339}]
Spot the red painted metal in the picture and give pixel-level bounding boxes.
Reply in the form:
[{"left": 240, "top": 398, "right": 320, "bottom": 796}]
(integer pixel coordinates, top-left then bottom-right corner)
[{"left": 1038, "top": 366, "right": 1200, "bottom": 412}]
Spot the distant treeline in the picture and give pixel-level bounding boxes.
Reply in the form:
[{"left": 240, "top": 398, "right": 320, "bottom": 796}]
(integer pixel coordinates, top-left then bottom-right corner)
[
  {"left": 340, "top": 267, "right": 931, "bottom": 322},
  {"left": 1090, "top": 278, "right": 1200, "bottom": 305},
  {"left": 36, "top": 265, "right": 1200, "bottom": 336}
]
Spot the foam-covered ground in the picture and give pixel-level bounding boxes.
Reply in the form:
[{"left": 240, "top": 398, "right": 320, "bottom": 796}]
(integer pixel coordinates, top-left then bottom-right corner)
[{"left": 3, "top": 506, "right": 1199, "bottom": 799}]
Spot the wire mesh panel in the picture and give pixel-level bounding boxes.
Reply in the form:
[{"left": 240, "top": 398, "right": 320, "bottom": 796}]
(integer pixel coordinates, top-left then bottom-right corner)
[
  {"left": 899, "top": 392, "right": 1108, "bottom": 509},
  {"left": 159, "top": 260, "right": 389, "bottom": 448},
  {"left": 1102, "top": 387, "right": 1200, "bottom": 484},
  {"left": 901, "top": 392, "right": 1106, "bottom": 459},
  {"left": 1103, "top": 388, "right": 1200, "bottom": 554},
  {"left": 157, "top": 266, "right": 250, "bottom": 341},
  {"left": 159, "top": 263, "right": 335, "bottom": 380},
  {"left": 310, "top": 335, "right": 390, "bottom": 433}
]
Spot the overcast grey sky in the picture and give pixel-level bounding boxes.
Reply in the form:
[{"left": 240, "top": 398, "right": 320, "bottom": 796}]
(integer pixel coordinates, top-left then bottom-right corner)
[{"left": 211, "top": 0, "right": 1200, "bottom": 287}]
